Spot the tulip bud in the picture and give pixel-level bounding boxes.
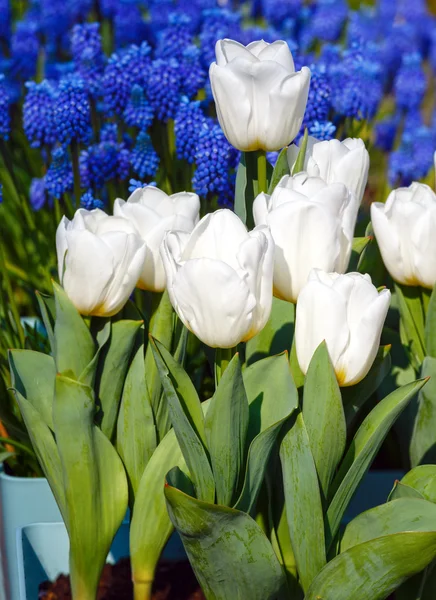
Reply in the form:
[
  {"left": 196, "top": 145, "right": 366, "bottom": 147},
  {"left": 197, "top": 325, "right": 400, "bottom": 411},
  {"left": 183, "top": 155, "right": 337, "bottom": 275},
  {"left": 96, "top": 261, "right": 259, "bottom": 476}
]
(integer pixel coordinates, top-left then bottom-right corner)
[
  {"left": 371, "top": 182, "right": 436, "bottom": 289},
  {"left": 253, "top": 173, "right": 353, "bottom": 303},
  {"left": 209, "top": 39, "right": 310, "bottom": 152},
  {"left": 288, "top": 136, "right": 369, "bottom": 236},
  {"left": 160, "top": 209, "right": 274, "bottom": 348},
  {"left": 114, "top": 186, "right": 200, "bottom": 292},
  {"left": 295, "top": 270, "right": 390, "bottom": 386},
  {"left": 56, "top": 209, "right": 146, "bottom": 317}
]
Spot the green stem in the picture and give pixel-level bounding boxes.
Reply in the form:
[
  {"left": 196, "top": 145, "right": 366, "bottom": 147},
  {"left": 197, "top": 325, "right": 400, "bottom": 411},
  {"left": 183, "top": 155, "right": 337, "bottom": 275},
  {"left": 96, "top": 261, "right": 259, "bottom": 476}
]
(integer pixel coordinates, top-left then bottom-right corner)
[
  {"left": 257, "top": 150, "right": 268, "bottom": 194},
  {"left": 215, "top": 347, "right": 236, "bottom": 385},
  {"left": 0, "top": 243, "right": 25, "bottom": 347},
  {"left": 292, "top": 128, "right": 309, "bottom": 175},
  {"left": 71, "top": 139, "right": 81, "bottom": 209},
  {"left": 133, "top": 580, "right": 153, "bottom": 600}
]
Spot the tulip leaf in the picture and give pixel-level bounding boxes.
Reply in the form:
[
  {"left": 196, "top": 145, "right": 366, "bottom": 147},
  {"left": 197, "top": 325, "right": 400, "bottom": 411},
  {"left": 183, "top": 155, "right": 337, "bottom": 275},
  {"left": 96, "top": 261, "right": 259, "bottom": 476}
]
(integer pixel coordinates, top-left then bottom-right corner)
[
  {"left": 150, "top": 337, "right": 215, "bottom": 503},
  {"left": 267, "top": 147, "right": 290, "bottom": 195},
  {"left": 289, "top": 337, "right": 305, "bottom": 389},
  {"left": 341, "top": 498, "right": 436, "bottom": 552},
  {"left": 79, "top": 319, "right": 111, "bottom": 387},
  {"left": 292, "top": 128, "right": 308, "bottom": 175},
  {"left": 305, "top": 532, "right": 436, "bottom": 600},
  {"left": 326, "top": 378, "right": 428, "bottom": 545},
  {"left": 144, "top": 291, "right": 175, "bottom": 438},
  {"left": 348, "top": 237, "right": 371, "bottom": 272},
  {"left": 400, "top": 465, "right": 436, "bottom": 502},
  {"left": 53, "top": 374, "right": 128, "bottom": 599},
  {"left": 96, "top": 319, "right": 143, "bottom": 440},
  {"left": 130, "top": 428, "right": 186, "bottom": 595},
  {"left": 205, "top": 354, "right": 249, "bottom": 506},
  {"left": 356, "top": 224, "right": 386, "bottom": 287},
  {"left": 395, "top": 283, "right": 426, "bottom": 369},
  {"left": 280, "top": 410, "right": 326, "bottom": 593},
  {"left": 246, "top": 298, "right": 294, "bottom": 366},
  {"left": 165, "top": 484, "right": 288, "bottom": 600},
  {"left": 303, "top": 342, "right": 346, "bottom": 499},
  {"left": 116, "top": 341, "right": 157, "bottom": 497},
  {"left": 235, "top": 354, "right": 298, "bottom": 514},
  {"left": 35, "top": 291, "right": 56, "bottom": 351},
  {"left": 410, "top": 357, "right": 436, "bottom": 467},
  {"left": 9, "top": 349, "right": 56, "bottom": 430},
  {"left": 424, "top": 285, "right": 436, "bottom": 358},
  {"left": 389, "top": 481, "right": 425, "bottom": 501},
  {"left": 12, "top": 390, "right": 66, "bottom": 517},
  {"left": 235, "top": 152, "right": 259, "bottom": 230},
  {"left": 235, "top": 154, "right": 248, "bottom": 226},
  {"left": 52, "top": 281, "right": 95, "bottom": 379},
  {"left": 342, "top": 344, "right": 391, "bottom": 427}
]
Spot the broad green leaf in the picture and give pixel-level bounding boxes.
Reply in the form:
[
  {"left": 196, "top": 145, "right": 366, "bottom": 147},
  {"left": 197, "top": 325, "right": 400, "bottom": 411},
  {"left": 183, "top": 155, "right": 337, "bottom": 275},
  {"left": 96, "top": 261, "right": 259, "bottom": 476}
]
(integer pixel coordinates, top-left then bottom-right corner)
[
  {"left": 144, "top": 291, "right": 174, "bottom": 432},
  {"left": 396, "top": 283, "right": 426, "bottom": 369},
  {"left": 205, "top": 354, "right": 249, "bottom": 506},
  {"left": 79, "top": 319, "right": 111, "bottom": 387},
  {"left": 303, "top": 342, "right": 346, "bottom": 498},
  {"left": 12, "top": 390, "right": 66, "bottom": 517},
  {"left": 267, "top": 147, "right": 290, "bottom": 194},
  {"left": 280, "top": 410, "right": 326, "bottom": 593},
  {"left": 341, "top": 498, "right": 436, "bottom": 552},
  {"left": 116, "top": 342, "right": 157, "bottom": 497},
  {"left": 400, "top": 465, "right": 436, "bottom": 502},
  {"left": 305, "top": 532, "right": 436, "bottom": 600},
  {"left": 130, "top": 428, "right": 186, "bottom": 597},
  {"left": 53, "top": 375, "right": 128, "bottom": 600},
  {"left": 246, "top": 298, "right": 294, "bottom": 366},
  {"left": 235, "top": 354, "right": 298, "bottom": 514},
  {"left": 424, "top": 285, "right": 436, "bottom": 358},
  {"left": 410, "top": 357, "right": 436, "bottom": 467},
  {"left": 9, "top": 349, "right": 56, "bottom": 429},
  {"left": 96, "top": 319, "right": 142, "bottom": 440},
  {"left": 165, "top": 484, "right": 287, "bottom": 600},
  {"left": 151, "top": 338, "right": 215, "bottom": 503},
  {"left": 388, "top": 481, "right": 424, "bottom": 501},
  {"left": 52, "top": 281, "right": 95, "bottom": 378},
  {"left": 327, "top": 378, "right": 427, "bottom": 545},
  {"left": 342, "top": 345, "right": 391, "bottom": 427}
]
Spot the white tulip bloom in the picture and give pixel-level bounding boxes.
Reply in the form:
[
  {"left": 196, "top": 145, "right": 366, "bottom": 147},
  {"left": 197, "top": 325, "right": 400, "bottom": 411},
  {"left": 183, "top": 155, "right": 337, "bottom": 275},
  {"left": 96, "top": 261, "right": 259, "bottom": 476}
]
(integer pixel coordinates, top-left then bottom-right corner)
[
  {"left": 56, "top": 209, "right": 146, "bottom": 317},
  {"left": 371, "top": 182, "right": 436, "bottom": 289},
  {"left": 253, "top": 173, "right": 353, "bottom": 303},
  {"left": 114, "top": 186, "right": 200, "bottom": 292},
  {"left": 296, "top": 270, "right": 391, "bottom": 386},
  {"left": 209, "top": 39, "right": 310, "bottom": 152},
  {"left": 160, "top": 209, "right": 274, "bottom": 348},
  {"left": 288, "top": 136, "right": 369, "bottom": 239}
]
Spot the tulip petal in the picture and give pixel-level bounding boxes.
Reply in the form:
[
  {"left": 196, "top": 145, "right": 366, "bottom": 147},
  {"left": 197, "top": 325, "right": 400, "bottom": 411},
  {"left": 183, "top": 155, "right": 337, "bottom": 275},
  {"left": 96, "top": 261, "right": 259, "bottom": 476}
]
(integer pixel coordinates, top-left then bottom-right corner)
[
  {"left": 56, "top": 216, "right": 69, "bottom": 283},
  {"left": 252, "top": 192, "right": 270, "bottom": 226},
  {"left": 63, "top": 229, "right": 114, "bottom": 316},
  {"left": 256, "top": 41, "right": 295, "bottom": 72},
  {"left": 371, "top": 202, "right": 406, "bottom": 284},
  {"left": 338, "top": 289, "right": 391, "bottom": 386},
  {"left": 295, "top": 278, "right": 350, "bottom": 376},
  {"left": 172, "top": 258, "right": 256, "bottom": 348},
  {"left": 411, "top": 208, "right": 436, "bottom": 288},
  {"left": 217, "top": 39, "right": 259, "bottom": 65}
]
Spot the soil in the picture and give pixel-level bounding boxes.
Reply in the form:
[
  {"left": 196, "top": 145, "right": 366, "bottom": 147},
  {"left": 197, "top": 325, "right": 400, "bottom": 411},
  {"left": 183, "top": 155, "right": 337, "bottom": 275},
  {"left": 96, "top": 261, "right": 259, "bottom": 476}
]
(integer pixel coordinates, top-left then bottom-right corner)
[{"left": 38, "top": 558, "right": 205, "bottom": 600}]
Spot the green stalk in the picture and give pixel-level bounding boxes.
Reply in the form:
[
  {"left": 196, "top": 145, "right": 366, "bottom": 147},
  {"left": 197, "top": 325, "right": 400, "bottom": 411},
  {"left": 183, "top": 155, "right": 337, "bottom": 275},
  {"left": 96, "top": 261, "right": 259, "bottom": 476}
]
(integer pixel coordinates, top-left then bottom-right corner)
[
  {"left": 257, "top": 150, "right": 268, "bottom": 194},
  {"left": 0, "top": 436, "right": 35, "bottom": 457},
  {"left": 215, "top": 347, "right": 236, "bottom": 385},
  {"left": 133, "top": 580, "right": 153, "bottom": 600},
  {"left": 0, "top": 242, "right": 25, "bottom": 347},
  {"left": 71, "top": 139, "right": 82, "bottom": 208},
  {"left": 292, "top": 128, "right": 309, "bottom": 175}
]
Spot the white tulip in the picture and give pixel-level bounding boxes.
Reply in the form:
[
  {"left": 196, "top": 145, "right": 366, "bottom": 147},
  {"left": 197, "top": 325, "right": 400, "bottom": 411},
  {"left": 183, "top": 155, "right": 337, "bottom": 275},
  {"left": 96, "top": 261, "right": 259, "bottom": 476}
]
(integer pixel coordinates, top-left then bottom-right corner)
[
  {"left": 253, "top": 173, "right": 353, "bottom": 303},
  {"left": 296, "top": 270, "right": 391, "bottom": 386},
  {"left": 56, "top": 209, "right": 146, "bottom": 317},
  {"left": 114, "top": 186, "right": 200, "bottom": 292},
  {"left": 160, "top": 209, "right": 274, "bottom": 348},
  {"left": 288, "top": 136, "right": 369, "bottom": 240},
  {"left": 209, "top": 39, "right": 310, "bottom": 152},
  {"left": 371, "top": 182, "right": 436, "bottom": 289}
]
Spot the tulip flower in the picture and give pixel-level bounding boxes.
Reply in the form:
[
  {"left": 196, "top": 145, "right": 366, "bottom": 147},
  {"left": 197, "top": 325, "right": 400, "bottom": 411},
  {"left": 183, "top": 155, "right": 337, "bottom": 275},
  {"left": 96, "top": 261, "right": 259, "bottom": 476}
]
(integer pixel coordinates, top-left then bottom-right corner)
[
  {"left": 56, "top": 208, "right": 146, "bottom": 317},
  {"left": 295, "top": 270, "right": 391, "bottom": 386},
  {"left": 160, "top": 209, "right": 274, "bottom": 348},
  {"left": 288, "top": 136, "right": 369, "bottom": 236},
  {"left": 253, "top": 173, "right": 353, "bottom": 303},
  {"left": 114, "top": 186, "right": 200, "bottom": 292},
  {"left": 209, "top": 39, "right": 310, "bottom": 152},
  {"left": 371, "top": 182, "right": 436, "bottom": 289}
]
